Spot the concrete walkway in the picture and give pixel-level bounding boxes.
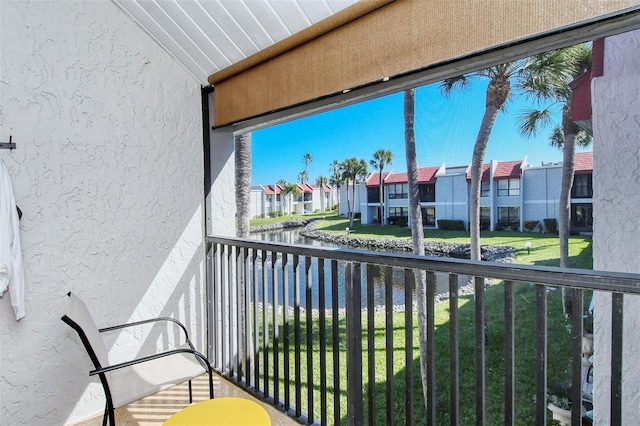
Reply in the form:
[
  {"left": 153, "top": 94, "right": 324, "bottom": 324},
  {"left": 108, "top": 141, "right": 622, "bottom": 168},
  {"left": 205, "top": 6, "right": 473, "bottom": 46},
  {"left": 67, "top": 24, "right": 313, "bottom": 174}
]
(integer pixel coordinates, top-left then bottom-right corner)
[{"left": 69, "top": 373, "right": 298, "bottom": 426}]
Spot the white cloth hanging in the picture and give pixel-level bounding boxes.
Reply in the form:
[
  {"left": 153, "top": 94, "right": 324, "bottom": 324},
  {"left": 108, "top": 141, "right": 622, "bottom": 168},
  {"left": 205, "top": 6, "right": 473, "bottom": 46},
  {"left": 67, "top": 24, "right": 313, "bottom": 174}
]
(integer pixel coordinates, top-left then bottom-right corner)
[{"left": 0, "top": 157, "right": 25, "bottom": 320}]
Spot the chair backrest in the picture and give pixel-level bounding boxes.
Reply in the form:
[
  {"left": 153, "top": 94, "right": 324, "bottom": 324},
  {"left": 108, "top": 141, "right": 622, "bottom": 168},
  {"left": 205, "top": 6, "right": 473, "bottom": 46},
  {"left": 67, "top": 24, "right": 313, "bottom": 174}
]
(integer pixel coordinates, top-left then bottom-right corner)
[{"left": 61, "top": 292, "right": 110, "bottom": 370}]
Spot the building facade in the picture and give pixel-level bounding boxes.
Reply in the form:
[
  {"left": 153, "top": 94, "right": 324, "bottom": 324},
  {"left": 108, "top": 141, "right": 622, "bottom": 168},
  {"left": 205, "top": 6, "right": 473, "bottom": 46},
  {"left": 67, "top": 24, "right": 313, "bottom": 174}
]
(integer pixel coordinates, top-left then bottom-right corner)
[
  {"left": 250, "top": 183, "right": 334, "bottom": 218},
  {"left": 341, "top": 152, "right": 593, "bottom": 233}
]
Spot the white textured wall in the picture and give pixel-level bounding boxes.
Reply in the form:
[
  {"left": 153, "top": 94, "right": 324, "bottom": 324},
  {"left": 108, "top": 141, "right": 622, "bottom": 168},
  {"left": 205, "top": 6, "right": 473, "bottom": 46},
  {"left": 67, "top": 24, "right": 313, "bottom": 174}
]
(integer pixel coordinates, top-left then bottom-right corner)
[
  {"left": 592, "top": 29, "right": 640, "bottom": 425},
  {"left": 0, "top": 1, "right": 206, "bottom": 424}
]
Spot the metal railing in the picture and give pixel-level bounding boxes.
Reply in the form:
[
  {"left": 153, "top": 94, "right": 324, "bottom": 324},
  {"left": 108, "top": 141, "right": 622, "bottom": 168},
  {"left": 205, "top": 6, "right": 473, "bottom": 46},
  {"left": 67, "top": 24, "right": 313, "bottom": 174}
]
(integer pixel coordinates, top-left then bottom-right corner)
[{"left": 205, "top": 235, "right": 640, "bottom": 425}]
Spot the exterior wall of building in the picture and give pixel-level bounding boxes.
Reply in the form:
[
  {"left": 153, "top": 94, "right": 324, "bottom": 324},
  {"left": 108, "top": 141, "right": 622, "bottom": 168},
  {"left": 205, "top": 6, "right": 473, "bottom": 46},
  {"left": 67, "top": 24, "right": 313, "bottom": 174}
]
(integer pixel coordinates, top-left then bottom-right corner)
[
  {"left": 522, "top": 166, "right": 561, "bottom": 226},
  {"left": 0, "top": 1, "right": 205, "bottom": 424},
  {"left": 435, "top": 173, "right": 469, "bottom": 227},
  {"left": 250, "top": 189, "right": 264, "bottom": 218},
  {"left": 591, "top": 29, "right": 640, "bottom": 425}
]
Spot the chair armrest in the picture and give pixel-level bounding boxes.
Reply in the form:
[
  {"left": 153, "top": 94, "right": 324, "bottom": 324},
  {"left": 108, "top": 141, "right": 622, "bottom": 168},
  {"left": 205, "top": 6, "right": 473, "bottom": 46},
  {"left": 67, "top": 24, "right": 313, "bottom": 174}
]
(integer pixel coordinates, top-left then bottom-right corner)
[
  {"left": 89, "top": 347, "right": 212, "bottom": 376},
  {"left": 99, "top": 317, "right": 191, "bottom": 345}
]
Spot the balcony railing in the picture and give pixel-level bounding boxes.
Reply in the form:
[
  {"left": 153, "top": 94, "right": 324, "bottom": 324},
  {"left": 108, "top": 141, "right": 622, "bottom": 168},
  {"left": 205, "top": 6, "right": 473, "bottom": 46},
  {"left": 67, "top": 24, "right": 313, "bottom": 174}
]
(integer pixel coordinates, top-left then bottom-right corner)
[{"left": 205, "top": 235, "right": 640, "bottom": 425}]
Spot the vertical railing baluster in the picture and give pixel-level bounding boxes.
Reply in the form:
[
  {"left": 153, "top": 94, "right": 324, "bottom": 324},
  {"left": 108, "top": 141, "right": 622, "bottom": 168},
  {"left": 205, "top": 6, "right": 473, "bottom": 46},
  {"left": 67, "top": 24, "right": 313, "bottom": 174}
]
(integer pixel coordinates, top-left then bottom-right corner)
[
  {"left": 385, "top": 266, "right": 394, "bottom": 425},
  {"left": 535, "top": 284, "right": 548, "bottom": 425},
  {"left": 282, "top": 253, "right": 291, "bottom": 411},
  {"left": 211, "top": 243, "right": 220, "bottom": 369},
  {"left": 426, "top": 271, "right": 437, "bottom": 426},
  {"left": 235, "top": 247, "right": 242, "bottom": 380},
  {"left": 242, "top": 247, "right": 251, "bottom": 384},
  {"left": 294, "top": 254, "right": 302, "bottom": 418},
  {"left": 272, "top": 251, "right": 280, "bottom": 405},
  {"left": 245, "top": 247, "right": 253, "bottom": 389},
  {"left": 331, "top": 260, "right": 341, "bottom": 424},
  {"left": 318, "top": 258, "right": 327, "bottom": 426},
  {"left": 346, "top": 262, "right": 363, "bottom": 426},
  {"left": 570, "top": 289, "right": 584, "bottom": 425},
  {"left": 367, "top": 265, "right": 375, "bottom": 426},
  {"left": 405, "top": 269, "right": 414, "bottom": 426},
  {"left": 611, "top": 292, "right": 624, "bottom": 424},
  {"left": 253, "top": 249, "right": 260, "bottom": 392},
  {"left": 504, "top": 280, "right": 515, "bottom": 426},
  {"left": 305, "top": 256, "right": 314, "bottom": 423},
  {"left": 474, "top": 276, "right": 486, "bottom": 425},
  {"left": 263, "top": 250, "right": 270, "bottom": 398},
  {"left": 221, "top": 244, "right": 228, "bottom": 374},
  {"left": 449, "top": 273, "right": 460, "bottom": 426}
]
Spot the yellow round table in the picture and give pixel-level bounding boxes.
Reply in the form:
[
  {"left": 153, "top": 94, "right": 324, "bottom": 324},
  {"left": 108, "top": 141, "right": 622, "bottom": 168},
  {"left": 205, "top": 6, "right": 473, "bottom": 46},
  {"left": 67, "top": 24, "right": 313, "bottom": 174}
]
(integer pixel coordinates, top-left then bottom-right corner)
[{"left": 163, "top": 397, "right": 271, "bottom": 426}]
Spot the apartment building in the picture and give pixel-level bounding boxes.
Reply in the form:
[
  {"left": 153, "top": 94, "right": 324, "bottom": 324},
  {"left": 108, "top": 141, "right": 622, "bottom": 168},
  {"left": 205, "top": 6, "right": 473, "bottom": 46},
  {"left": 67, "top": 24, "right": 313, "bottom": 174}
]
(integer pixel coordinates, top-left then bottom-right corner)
[
  {"left": 340, "top": 152, "right": 593, "bottom": 233},
  {"left": 250, "top": 183, "right": 334, "bottom": 218}
]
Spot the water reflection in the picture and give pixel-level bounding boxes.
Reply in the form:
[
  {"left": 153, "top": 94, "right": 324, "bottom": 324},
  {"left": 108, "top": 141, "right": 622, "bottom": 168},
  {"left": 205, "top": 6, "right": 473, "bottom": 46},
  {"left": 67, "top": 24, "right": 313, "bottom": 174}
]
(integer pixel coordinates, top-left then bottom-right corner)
[{"left": 250, "top": 228, "right": 462, "bottom": 309}]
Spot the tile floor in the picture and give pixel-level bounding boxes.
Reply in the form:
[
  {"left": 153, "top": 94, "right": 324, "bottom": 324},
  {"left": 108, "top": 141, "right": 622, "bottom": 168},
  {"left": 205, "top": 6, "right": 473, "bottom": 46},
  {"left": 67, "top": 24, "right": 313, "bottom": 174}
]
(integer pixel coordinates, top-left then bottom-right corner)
[{"left": 68, "top": 373, "right": 299, "bottom": 426}]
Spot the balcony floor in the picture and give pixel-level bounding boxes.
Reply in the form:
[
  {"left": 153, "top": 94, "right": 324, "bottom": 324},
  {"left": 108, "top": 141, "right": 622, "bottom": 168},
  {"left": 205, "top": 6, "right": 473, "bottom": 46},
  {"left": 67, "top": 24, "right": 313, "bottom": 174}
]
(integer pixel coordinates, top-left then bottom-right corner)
[{"left": 69, "top": 373, "right": 298, "bottom": 426}]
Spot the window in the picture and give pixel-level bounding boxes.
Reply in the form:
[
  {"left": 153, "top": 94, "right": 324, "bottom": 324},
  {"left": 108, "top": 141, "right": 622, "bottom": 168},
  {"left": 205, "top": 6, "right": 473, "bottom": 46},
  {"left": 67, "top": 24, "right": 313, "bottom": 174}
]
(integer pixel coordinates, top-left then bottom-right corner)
[
  {"left": 481, "top": 181, "right": 490, "bottom": 197},
  {"left": 387, "top": 183, "right": 408, "bottom": 199},
  {"left": 497, "top": 178, "right": 520, "bottom": 196},
  {"left": 572, "top": 174, "right": 593, "bottom": 198},
  {"left": 388, "top": 207, "right": 408, "bottom": 218},
  {"left": 367, "top": 186, "right": 380, "bottom": 203},
  {"left": 421, "top": 207, "right": 436, "bottom": 227},
  {"left": 498, "top": 207, "right": 520, "bottom": 227},
  {"left": 571, "top": 203, "right": 593, "bottom": 229},
  {"left": 419, "top": 184, "right": 435, "bottom": 202},
  {"left": 480, "top": 207, "right": 491, "bottom": 230}
]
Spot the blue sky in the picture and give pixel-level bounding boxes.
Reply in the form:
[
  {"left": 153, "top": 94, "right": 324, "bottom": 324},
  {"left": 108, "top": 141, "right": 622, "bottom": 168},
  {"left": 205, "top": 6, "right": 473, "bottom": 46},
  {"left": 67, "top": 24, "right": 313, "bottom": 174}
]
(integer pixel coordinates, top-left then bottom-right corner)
[{"left": 251, "top": 79, "right": 591, "bottom": 185}]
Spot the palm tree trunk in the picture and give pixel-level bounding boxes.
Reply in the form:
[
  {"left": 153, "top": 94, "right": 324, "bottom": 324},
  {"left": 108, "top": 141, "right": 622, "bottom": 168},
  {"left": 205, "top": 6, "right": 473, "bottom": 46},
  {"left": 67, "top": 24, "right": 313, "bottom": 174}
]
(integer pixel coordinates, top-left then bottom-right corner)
[
  {"left": 469, "top": 104, "right": 500, "bottom": 261},
  {"left": 404, "top": 88, "right": 432, "bottom": 411},
  {"left": 234, "top": 133, "right": 252, "bottom": 380},
  {"left": 560, "top": 104, "right": 579, "bottom": 317}
]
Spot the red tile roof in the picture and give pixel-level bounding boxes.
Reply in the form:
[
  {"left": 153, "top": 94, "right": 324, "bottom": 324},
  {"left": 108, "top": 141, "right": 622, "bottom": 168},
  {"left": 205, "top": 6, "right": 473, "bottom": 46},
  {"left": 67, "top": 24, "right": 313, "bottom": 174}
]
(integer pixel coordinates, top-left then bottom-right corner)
[
  {"left": 466, "top": 163, "right": 491, "bottom": 182},
  {"left": 574, "top": 151, "right": 593, "bottom": 174},
  {"left": 382, "top": 167, "right": 439, "bottom": 185},
  {"left": 263, "top": 185, "right": 281, "bottom": 195},
  {"left": 366, "top": 171, "right": 392, "bottom": 187},
  {"left": 493, "top": 161, "right": 522, "bottom": 180},
  {"left": 298, "top": 183, "right": 314, "bottom": 193}
]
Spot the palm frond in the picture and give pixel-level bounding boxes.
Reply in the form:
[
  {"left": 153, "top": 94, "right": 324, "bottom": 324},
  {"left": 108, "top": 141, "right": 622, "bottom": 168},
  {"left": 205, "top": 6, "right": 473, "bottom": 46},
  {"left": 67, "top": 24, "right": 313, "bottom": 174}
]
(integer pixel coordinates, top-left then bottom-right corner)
[
  {"left": 439, "top": 75, "right": 471, "bottom": 96},
  {"left": 549, "top": 126, "right": 565, "bottom": 149},
  {"left": 518, "top": 108, "right": 553, "bottom": 138},
  {"left": 576, "top": 129, "right": 593, "bottom": 148}
]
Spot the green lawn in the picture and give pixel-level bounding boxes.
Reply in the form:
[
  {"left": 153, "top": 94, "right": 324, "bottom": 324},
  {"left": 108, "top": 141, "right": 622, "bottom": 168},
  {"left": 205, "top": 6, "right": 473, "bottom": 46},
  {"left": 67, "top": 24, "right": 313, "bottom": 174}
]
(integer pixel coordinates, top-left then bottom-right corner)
[{"left": 249, "top": 215, "right": 592, "bottom": 424}]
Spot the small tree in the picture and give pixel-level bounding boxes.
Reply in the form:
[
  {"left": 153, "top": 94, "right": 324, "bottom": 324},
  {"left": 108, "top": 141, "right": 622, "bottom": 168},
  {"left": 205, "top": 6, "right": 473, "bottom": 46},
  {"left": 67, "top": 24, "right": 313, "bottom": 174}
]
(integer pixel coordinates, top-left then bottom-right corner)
[{"left": 370, "top": 149, "right": 393, "bottom": 224}]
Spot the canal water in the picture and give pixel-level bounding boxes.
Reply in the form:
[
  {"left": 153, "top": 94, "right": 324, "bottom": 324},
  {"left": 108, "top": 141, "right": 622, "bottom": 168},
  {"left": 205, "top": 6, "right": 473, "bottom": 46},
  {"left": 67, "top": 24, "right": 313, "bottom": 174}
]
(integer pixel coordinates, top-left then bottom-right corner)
[{"left": 249, "top": 228, "right": 468, "bottom": 309}]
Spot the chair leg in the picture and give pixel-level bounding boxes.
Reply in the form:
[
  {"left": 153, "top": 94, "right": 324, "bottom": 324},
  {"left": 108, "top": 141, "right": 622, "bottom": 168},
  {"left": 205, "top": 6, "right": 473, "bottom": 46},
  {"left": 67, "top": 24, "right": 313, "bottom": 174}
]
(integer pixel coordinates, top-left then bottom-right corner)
[
  {"left": 102, "top": 403, "right": 115, "bottom": 426},
  {"left": 189, "top": 380, "right": 193, "bottom": 404},
  {"left": 208, "top": 370, "right": 214, "bottom": 399}
]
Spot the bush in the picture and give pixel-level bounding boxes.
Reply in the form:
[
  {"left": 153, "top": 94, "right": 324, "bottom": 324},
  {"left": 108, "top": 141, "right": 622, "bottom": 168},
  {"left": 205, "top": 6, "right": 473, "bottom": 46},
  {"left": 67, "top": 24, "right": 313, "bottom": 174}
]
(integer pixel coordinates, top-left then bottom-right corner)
[
  {"left": 438, "top": 219, "right": 465, "bottom": 231},
  {"left": 524, "top": 220, "right": 539, "bottom": 232},
  {"left": 544, "top": 218, "right": 558, "bottom": 234},
  {"left": 270, "top": 211, "right": 283, "bottom": 218}
]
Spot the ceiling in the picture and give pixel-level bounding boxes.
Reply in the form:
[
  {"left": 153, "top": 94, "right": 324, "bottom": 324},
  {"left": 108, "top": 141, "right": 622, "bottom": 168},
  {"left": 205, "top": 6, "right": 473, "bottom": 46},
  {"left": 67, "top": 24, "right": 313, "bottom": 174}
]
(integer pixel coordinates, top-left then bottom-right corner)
[{"left": 112, "top": 0, "right": 359, "bottom": 84}]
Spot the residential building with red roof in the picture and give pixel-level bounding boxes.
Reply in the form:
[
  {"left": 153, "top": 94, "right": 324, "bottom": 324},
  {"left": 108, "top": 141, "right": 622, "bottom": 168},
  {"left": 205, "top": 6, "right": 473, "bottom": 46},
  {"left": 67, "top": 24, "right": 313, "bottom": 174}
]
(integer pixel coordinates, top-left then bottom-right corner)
[{"left": 336, "top": 153, "right": 593, "bottom": 232}]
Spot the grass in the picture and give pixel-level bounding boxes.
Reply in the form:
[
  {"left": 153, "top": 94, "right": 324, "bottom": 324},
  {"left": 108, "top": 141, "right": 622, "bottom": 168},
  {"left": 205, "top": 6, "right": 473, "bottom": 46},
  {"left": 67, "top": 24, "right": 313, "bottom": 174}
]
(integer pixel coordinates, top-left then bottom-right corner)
[
  {"left": 247, "top": 214, "right": 592, "bottom": 424},
  {"left": 249, "top": 211, "right": 333, "bottom": 227}
]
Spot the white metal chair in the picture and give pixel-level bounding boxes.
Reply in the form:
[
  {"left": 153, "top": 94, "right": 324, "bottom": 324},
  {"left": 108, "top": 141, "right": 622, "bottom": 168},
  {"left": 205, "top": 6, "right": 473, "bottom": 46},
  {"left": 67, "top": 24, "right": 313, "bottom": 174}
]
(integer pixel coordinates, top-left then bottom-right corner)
[{"left": 61, "top": 292, "right": 213, "bottom": 426}]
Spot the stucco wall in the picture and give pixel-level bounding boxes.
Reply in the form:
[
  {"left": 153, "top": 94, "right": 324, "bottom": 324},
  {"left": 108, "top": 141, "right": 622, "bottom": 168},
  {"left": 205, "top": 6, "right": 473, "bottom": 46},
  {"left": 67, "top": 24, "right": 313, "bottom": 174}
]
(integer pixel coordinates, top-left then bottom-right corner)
[
  {"left": 592, "top": 29, "right": 640, "bottom": 425},
  {"left": 522, "top": 166, "right": 561, "bottom": 223},
  {"left": 0, "top": 1, "right": 206, "bottom": 424}
]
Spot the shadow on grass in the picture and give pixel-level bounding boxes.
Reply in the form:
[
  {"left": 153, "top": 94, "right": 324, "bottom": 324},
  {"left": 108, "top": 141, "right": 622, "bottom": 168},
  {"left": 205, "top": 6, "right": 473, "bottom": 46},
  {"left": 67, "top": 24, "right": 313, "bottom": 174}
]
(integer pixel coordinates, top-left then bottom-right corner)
[{"left": 341, "top": 283, "right": 572, "bottom": 425}]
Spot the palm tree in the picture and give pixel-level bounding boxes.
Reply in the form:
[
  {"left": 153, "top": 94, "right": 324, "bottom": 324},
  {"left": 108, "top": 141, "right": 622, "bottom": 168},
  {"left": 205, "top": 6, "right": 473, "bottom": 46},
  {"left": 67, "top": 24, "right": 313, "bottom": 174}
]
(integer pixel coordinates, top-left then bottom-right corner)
[
  {"left": 234, "top": 132, "right": 252, "bottom": 380},
  {"left": 403, "top": 88, "right": 431, "bottom": 413},
  {"left": 370, "top": 149, "right": 393, "bottom": 224},
  {"left": 329, "top": 160, "right": 344, "bottom": 214},
  {"left": 517, "top": 44, "right": 592, "bottom": 317},
  {"left": 340, "top": 157, "right": 368, "bottom": 228},
  {"left": 300, "top": 153, "right": 312, "bottom": 184},
  {"left": 315, "top": 175, "right": 328, "bottom": 212},
  {"left": 277, "top": 179, "right": 288, "bottom": 215},
  {"left": 440, "top": 62, "right": 522, "bottom": 260},
  {"left": 235, "top": 133, "right": 251, "bottom": 237},
  {"left": 280, "top": 182, "right": 301, "bottom": 216}
]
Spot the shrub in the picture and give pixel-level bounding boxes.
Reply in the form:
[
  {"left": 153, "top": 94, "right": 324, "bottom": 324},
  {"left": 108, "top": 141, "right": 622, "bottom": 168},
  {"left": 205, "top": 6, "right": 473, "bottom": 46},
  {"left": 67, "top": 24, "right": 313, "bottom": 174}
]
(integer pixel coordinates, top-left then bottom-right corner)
[
  {"left": 524, "top": 220, "right": 539, "bottom": 232},
  {"left": 544, "top": 218, "right": 558, "bottom": 234},
  {"left": 270, "top": 211, "right": 282, "bottom": 218},
  {"left": 438, "top": 219, "right": 465, "bottom": 231}
]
